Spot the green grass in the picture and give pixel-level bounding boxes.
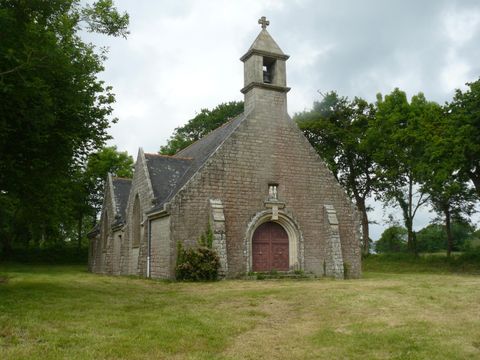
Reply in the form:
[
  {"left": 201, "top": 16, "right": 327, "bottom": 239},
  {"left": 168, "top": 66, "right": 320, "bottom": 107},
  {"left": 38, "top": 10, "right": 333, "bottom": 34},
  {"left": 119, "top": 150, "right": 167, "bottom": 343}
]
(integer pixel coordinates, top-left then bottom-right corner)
[
  {"left": 363, "top": 253, "right": 480, "bottom": 275},
  {"left": 1, "top": 259, "right": 480, "bottom": 359}
]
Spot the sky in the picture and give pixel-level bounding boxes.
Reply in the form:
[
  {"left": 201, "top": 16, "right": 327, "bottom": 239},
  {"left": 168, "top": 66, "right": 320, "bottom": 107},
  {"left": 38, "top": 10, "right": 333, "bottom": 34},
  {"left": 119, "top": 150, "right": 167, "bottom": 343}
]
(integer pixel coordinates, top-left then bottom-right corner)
[{"left": 89, "top": 0, "right": 480, "bottom": 240}]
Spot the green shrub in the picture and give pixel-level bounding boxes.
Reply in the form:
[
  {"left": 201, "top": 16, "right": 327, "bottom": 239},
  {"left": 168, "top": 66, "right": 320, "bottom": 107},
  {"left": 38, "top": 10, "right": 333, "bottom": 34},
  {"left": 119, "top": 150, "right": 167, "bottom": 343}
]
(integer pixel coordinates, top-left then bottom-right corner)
[
  {"left": 374, "top": 226, "right": 408, "bottom": 253},
  {"left": 198, "top": 224, "right": 214, "bottom": 248},
  {"left": 460, "top": 244, "right": 480, "bottom": 262},
  {"left": 175, "top": 244, "right": 220, "bottom": 281},
  {"left": 175, "top": 225, "right": 220, "bottom": 281}
]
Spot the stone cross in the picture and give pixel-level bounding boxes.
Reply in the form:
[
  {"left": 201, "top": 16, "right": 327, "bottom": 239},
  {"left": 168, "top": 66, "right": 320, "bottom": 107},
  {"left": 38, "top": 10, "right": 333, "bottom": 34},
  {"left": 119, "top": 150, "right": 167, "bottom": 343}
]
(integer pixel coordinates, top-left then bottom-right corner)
[{"left": 258, "top": 16, "right": 270, "bottom": 29}]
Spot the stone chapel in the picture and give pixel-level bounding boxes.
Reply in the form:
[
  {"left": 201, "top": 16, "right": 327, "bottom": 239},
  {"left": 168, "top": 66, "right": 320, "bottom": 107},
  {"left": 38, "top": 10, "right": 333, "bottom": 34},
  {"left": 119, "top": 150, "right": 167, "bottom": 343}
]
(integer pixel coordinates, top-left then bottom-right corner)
[{"left": 88, "top": 17, "right": 362, "bottom": 279}]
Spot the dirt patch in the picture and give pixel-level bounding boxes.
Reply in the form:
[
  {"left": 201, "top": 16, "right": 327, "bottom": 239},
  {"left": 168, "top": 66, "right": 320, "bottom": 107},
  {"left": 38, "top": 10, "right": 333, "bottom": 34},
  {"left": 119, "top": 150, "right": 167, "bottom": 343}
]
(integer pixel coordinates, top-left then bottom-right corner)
[{"left": 0, "top": 276, "right": 8, "bottom": 284}]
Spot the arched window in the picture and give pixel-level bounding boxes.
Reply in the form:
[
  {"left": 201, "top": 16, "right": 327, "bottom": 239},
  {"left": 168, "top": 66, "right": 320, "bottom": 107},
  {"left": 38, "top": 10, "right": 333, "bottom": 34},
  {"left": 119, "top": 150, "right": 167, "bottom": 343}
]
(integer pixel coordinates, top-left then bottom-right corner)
[{"left": 132, "top": 195, "right": 141, "bottom": 248}]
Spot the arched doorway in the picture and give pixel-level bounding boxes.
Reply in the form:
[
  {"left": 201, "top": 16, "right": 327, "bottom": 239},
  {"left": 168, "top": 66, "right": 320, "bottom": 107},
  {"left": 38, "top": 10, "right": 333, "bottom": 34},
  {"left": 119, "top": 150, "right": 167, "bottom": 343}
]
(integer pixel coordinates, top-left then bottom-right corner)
[{"left": 252, "top": 222, "right": 289, "bottom": 271}]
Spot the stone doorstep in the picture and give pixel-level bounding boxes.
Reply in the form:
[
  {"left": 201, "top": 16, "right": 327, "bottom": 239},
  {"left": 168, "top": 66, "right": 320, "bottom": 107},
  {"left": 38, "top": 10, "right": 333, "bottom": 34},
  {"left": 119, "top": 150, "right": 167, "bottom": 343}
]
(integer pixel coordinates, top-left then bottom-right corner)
[{"left": 242, "top": 271, "right": 317, "bottom": 280}]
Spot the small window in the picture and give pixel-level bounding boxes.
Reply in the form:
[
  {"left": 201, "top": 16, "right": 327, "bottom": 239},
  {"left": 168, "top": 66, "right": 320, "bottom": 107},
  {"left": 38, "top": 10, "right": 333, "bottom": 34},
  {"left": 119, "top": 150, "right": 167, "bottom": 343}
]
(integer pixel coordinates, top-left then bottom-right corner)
[{"left": 263, "top": 57, "right": 275, "bottom": 84}]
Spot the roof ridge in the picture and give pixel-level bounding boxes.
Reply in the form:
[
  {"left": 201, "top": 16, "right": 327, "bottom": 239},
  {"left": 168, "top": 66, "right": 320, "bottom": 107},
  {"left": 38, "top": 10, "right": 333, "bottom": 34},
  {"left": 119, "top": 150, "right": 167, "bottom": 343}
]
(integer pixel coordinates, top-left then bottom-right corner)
[
  {"left": 161, "top": 111, "right": 249, "bottom": 207},
  {"left": 112, "top": 176, "right": 132, "bottom": 181},
  {"left": 175, "top": 112, "right": 244, "bottom": 157},
  {"left": 145, "top": 152, "right": 193, "bottom": 161}
]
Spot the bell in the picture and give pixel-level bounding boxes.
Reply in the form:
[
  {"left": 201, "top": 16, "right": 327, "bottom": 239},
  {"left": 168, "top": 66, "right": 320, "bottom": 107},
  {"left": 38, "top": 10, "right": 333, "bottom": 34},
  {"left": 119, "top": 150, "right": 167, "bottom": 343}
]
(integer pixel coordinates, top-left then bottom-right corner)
[{"left": 263, "top": 70, "right": 271, "bottom": 83}]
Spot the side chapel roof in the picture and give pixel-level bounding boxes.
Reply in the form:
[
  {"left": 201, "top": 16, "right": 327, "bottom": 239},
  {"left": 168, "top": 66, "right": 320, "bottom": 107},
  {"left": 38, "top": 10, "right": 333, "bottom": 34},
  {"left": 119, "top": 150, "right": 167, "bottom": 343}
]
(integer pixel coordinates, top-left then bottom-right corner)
[
  {"left": 112, "top": 177, "right": 132, "bottom": 224},
  {"left": 146, "top": 112, "right": 247, "bottom": 212},
  {"left": 144, "top": 153, "right": 192, "bottom": 205},
  {"left": 87, "top": 176, "right": 131, "bottom": 235}
]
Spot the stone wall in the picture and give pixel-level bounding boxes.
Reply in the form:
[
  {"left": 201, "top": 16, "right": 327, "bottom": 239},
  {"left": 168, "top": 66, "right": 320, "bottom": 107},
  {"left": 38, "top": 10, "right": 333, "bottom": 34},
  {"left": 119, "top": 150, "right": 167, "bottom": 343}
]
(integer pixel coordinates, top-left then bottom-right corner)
[
  {"left": 167, "top": 87, "right": 361, "bottom": 279},
  {"left": 323, "top": 204, "right": 344, "bottom": 279},
  {"left": 120, "top": 149, "right": 155, "bottom": 276},
  {"left": 150, "top": 215, "right": 171, "bottom": 278},
  {"left": 111, "top": 230, "right": 123, "bottom": 275},
  {"left": 209, "top": 199, "right": 228, "bottom": 277},
  {"left": 89, "top": 235, "right": 101, "bottom": 273},
  {"left": 91, "top": 175, "right": 116, "bottom": 274}
]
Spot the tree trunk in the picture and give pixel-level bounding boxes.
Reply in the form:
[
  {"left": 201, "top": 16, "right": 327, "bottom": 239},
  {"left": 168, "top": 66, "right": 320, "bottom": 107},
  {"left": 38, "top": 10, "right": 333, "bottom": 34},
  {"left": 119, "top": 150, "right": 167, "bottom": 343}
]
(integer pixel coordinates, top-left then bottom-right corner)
[
  {"left": 444, "top": 207, "right": 453, "bottom": 257},
  {"left": 468, "top": 170, "right": 480, "bottom": 198},
  {"left": 407, "top": 178, "right": 413, "bottom": 251},
  {"left": 405, "top": 177, "right": 418, "bottom": 255},
  {"left": 77, "top": 214, "right": 83, "bottom": 251},
  {"left": 92, "top": 209, "right": 98, "bottom": 226},
  {"left": 406, "top": 217, "right": 415, "bottom": 254},
  {"left": 356, "top": 197, "right": 370, "bottom": 255}
]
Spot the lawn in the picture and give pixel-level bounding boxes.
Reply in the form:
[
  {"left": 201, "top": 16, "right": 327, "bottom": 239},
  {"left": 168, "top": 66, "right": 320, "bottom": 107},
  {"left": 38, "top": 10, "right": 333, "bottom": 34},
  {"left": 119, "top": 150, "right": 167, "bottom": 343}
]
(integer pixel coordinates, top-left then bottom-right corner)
[{"left": 1, "top": 259, "right": 480, "bottom": 359}]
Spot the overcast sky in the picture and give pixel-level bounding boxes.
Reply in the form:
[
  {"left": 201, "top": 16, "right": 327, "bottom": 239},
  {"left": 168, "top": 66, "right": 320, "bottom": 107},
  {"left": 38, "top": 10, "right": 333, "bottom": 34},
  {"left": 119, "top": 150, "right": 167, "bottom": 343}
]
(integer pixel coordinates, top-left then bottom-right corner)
[{"left": 91, "top": 0, "right": 480, "bottom": 239}]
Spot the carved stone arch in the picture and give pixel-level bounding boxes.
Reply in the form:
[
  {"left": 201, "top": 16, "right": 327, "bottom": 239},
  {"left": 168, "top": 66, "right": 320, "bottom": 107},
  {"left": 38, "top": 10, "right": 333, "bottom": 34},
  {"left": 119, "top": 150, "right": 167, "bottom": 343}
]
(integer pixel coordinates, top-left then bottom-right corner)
[{"left": 245, "top": 210, "right": 304, "bottom": 272}]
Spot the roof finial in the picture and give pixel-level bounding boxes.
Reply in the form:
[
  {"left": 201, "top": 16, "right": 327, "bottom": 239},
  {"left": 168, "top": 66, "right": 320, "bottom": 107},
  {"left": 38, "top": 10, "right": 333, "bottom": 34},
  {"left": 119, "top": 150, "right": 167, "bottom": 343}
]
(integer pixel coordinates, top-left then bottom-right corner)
[{"left": 258, "top": 16, "right": 270, "bottom": 29}]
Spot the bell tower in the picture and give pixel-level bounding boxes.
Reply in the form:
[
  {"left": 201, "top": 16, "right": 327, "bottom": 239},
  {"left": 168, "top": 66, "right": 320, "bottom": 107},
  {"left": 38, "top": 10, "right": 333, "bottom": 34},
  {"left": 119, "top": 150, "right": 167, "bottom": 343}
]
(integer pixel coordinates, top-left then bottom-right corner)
[{"left": 240, "top": 17, "right": 290, "bottom": 113}]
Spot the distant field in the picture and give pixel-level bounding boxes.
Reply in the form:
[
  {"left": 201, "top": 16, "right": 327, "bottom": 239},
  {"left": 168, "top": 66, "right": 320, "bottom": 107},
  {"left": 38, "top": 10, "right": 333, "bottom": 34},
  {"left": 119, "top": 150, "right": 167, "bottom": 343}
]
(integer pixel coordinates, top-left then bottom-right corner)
[{"left": 1, "top": 258, "right": 480, "bottom": 360}]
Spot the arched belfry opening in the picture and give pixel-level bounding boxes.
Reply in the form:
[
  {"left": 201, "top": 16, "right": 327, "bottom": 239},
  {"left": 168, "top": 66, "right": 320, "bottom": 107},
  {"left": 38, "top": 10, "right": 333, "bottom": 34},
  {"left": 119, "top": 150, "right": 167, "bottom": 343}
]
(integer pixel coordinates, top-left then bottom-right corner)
[
  {"left": 252, "top": 221, "right": 289, "bottom": 271},
  {"left": 262, "top": 57, "right": 276, "bottom": 84}
]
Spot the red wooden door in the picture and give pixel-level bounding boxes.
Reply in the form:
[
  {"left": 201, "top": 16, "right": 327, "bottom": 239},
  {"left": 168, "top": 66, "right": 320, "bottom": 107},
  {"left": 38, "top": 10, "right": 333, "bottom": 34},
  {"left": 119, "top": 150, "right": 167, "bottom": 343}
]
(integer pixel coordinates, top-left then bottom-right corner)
[{"left": 252, "top": 222, "right": 289, "bottom": 272}]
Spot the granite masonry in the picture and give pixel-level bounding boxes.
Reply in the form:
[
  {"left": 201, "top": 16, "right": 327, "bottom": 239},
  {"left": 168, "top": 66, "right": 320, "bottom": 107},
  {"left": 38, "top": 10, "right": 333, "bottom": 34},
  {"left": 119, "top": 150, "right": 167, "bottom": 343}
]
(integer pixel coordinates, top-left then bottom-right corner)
[{"left": 88, "top": 18, "right": 362, "bottom": 279}]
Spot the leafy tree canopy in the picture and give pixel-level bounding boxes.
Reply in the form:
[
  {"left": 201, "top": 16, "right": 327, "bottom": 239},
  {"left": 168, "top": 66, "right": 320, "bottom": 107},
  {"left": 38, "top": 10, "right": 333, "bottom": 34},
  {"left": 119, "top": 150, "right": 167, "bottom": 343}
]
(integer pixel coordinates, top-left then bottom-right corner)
[
  {"left": 446, "top": 78, "right": 480, "bottom": 196},
  {"left": 295, "top": 91, "right": 377, "bottom": 254},
  {"left": 160, "top": 101, "right": 244, "bottom": 155},
  {"left": 371, "top": 89, "right": 441, "bottom": 253},
  {"left": 84, "top": 146, "right": 134, "bottom": 218},
  {"left": 0, "top": 0, "right": 129, "bottom": 255},
  {"left": 375, "top": 226, "right": 408, "bottom": 254},
  {"left": 417, "top": 220, "right": 476, "bottom": 253}
]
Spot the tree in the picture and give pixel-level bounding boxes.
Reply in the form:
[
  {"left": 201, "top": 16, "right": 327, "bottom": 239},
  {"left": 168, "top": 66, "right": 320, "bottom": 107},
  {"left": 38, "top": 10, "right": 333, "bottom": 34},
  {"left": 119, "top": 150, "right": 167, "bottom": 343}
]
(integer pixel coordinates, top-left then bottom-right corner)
[
  {"left": 417, "top": 221, "right": 476, "bottom": 254},
  {"left": 447, "top": 78, "right": 480, "bottom": 196},
  {"left": 416, "top": 224, "right": 446, "bottom": 253},
  {"left": 160, "top": 101, "right": 244, "bottom": 155},
  {"left": 371, "top": 90, "right": 438, "bottom": 254},
  {"left": 424, "top": 179, "right": 475, "bottom": 257},
  {"left": 84, "top": 146, "right": 134, "bottom": 221},
  {"left": 70, "top": 146, "right": 133, "bottom": 250},
  {"left": 295, "top": 92, "right": 378, "bottom": 254},
  {"left": 0, "top": 0, "right": 129, "bottom": 255},
  {"left": 375, "top": 225, "right": 408, "bottom": 253},
  {"left": 418, "top": 100, "right": 477, "bottom": 257}
]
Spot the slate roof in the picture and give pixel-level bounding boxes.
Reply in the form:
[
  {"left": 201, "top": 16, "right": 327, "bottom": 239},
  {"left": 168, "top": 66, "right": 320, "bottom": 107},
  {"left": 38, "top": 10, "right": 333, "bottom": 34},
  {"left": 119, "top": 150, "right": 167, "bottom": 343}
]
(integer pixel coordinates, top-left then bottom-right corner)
[
  {"left": 112, "top": 177, "right": 132, "bottom": 224},
  {"left": 147, "top": 111, "right": 247, "bottom": 212},
  {"left": 144, "top": 153, "right": 192, "bottom": 206},
  {"left": 87, "top": 223, "right": 100, "bottom": 238}
]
